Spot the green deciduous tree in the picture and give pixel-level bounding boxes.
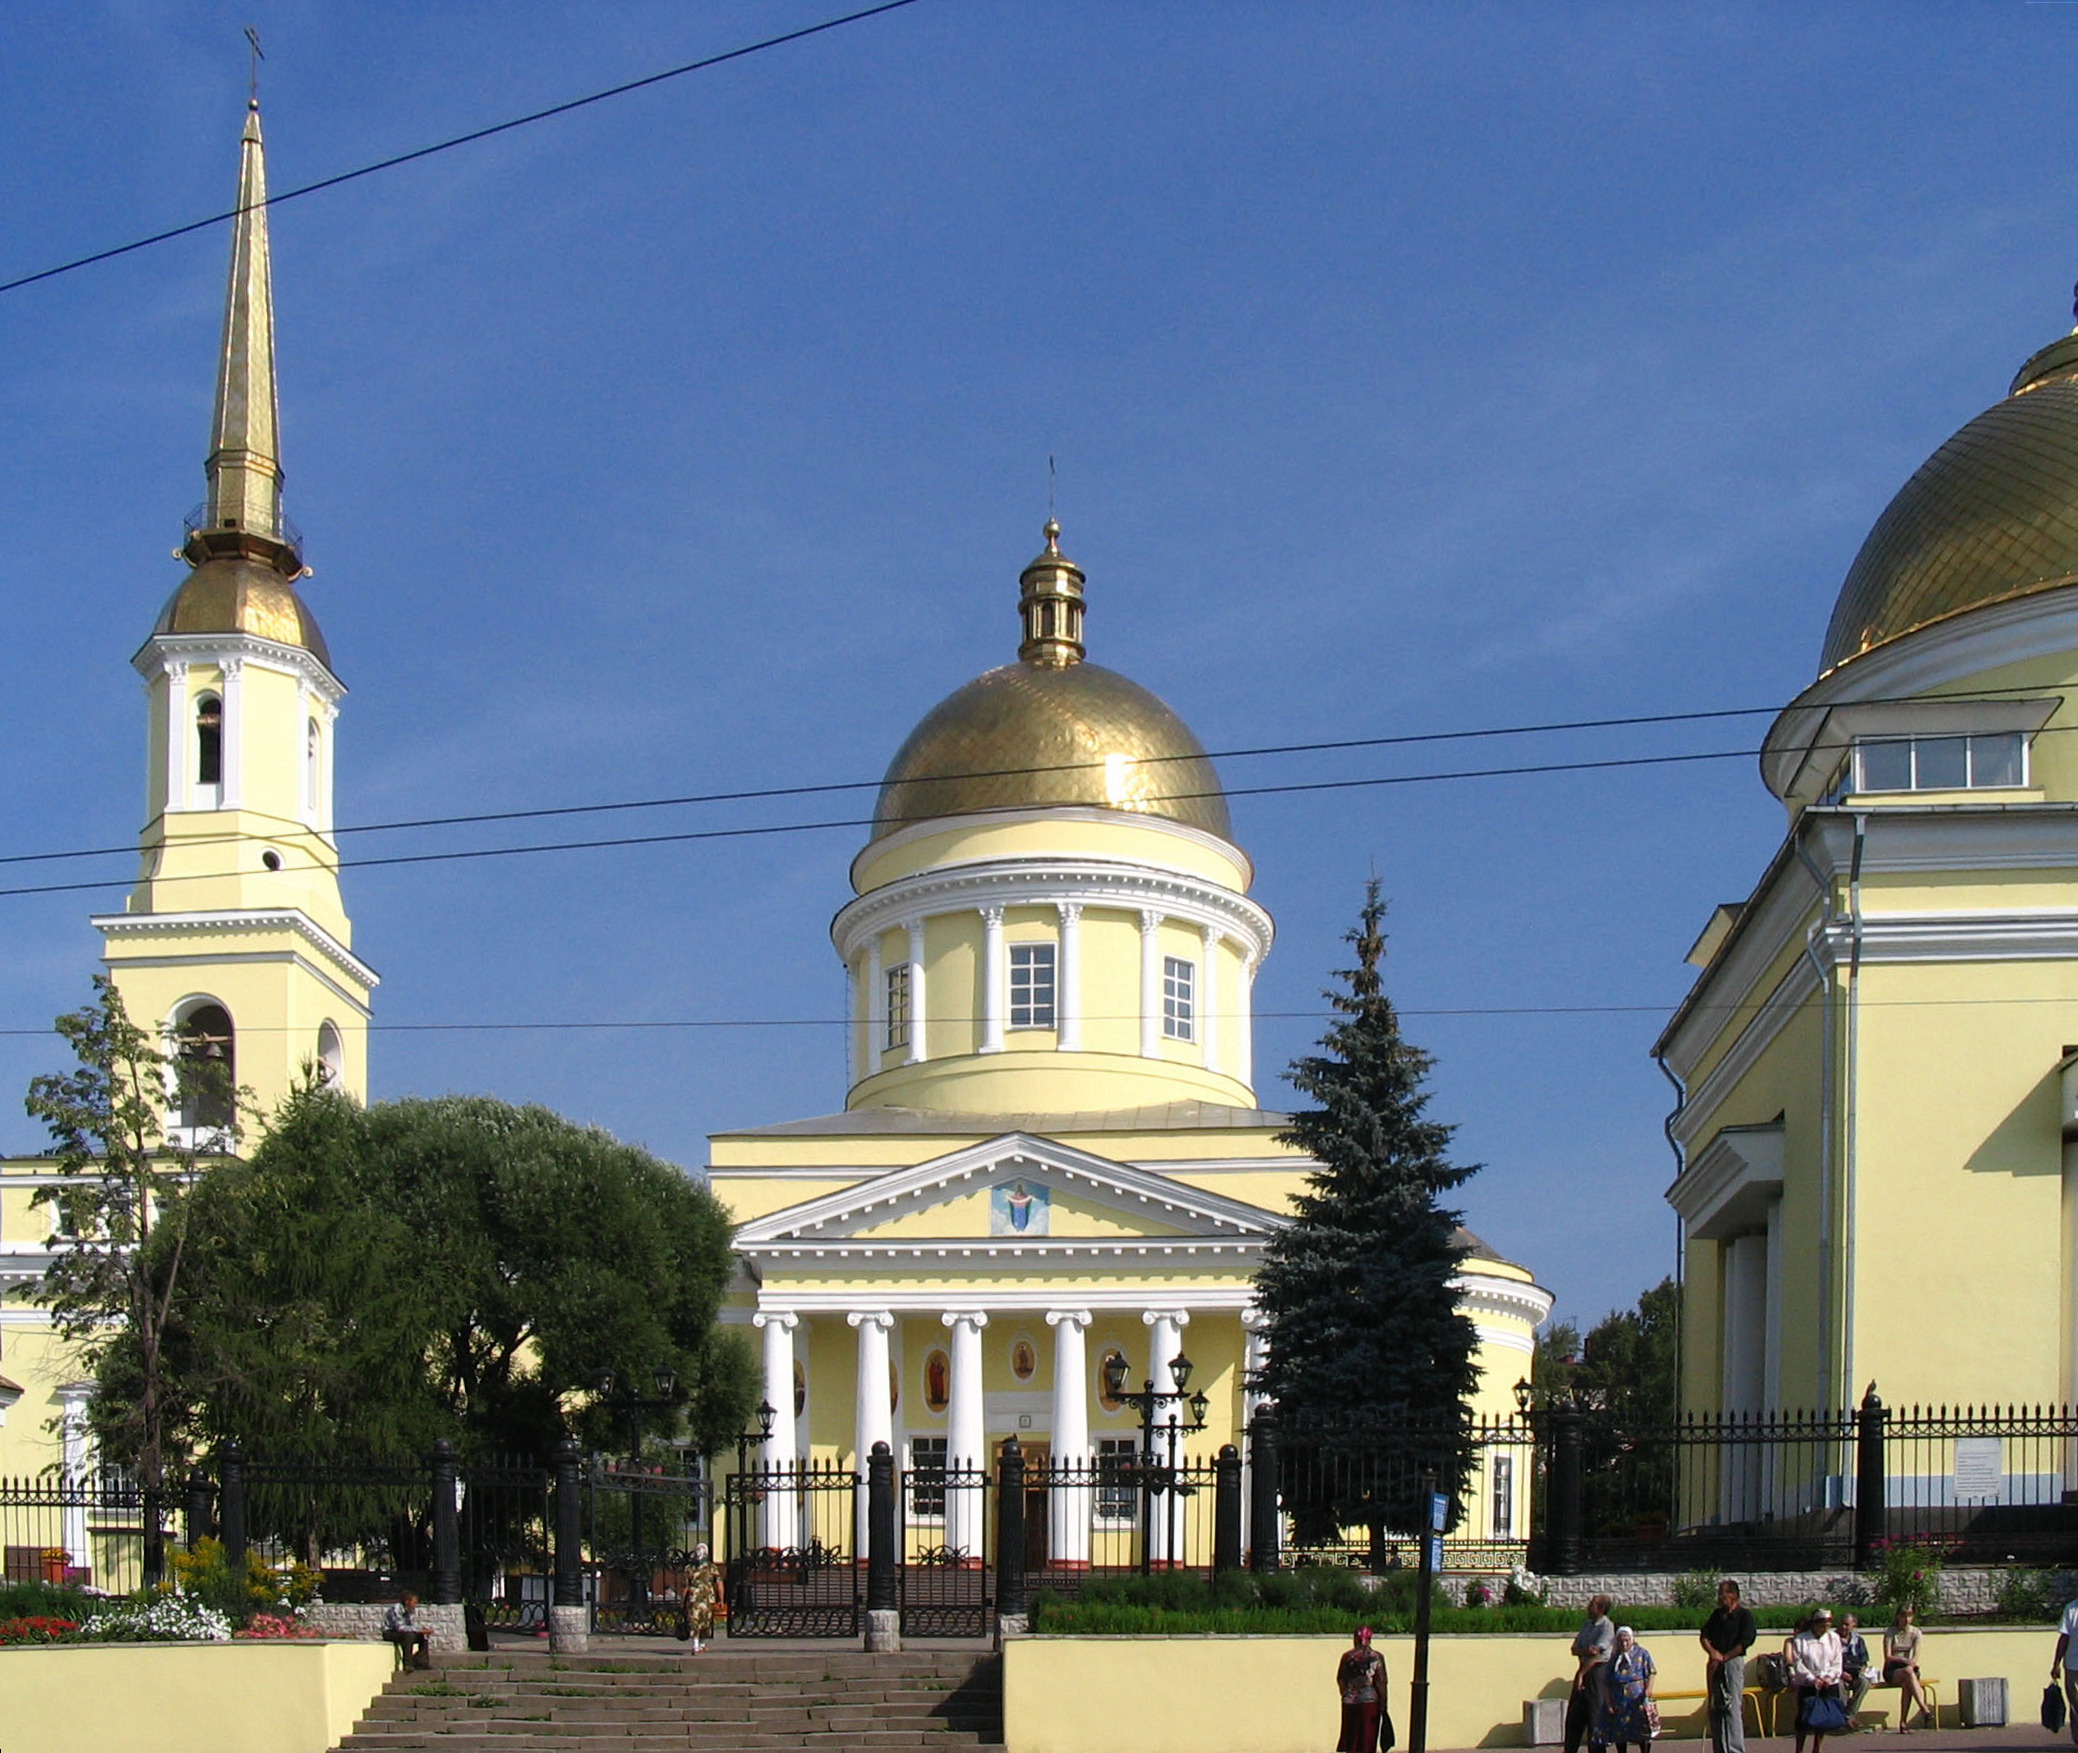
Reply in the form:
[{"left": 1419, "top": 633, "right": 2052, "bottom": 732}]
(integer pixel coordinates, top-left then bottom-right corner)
[{"left": 1251, "top": 882, "right": 1480, "bottom": 1542}]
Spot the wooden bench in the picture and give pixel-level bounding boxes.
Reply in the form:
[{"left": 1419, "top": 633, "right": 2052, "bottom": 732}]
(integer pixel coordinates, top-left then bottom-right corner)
[
  {"left": 1650, "top": 1687, "right": 1773, "bottom": 1737},
  {"left": 1853, "top": 1677, "right": 1941, "bottom": 1730}
]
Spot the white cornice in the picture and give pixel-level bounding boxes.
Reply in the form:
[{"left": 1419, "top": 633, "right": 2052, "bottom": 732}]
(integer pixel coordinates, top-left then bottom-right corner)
[
  {"left": 855, "top": 806, "right": 1254, "bottom": 893},
  {"left": 740, "top": 1237, "right": 1267, "bottom": 1265},
  {"left": 728, "top": 1285, "right": 1264, "bottom": 1317},
  {"left": 136, "top": 631, "right": 343, "bottom": 705},
  {"left": 832, "top": 857, "right": 1274, "bottom": 965},
  {"left": 92, "top": 907, "right": 379, "bottom": 995},
  {"left": 1453, "top": 1273, "right": 1555, "bottom": 1327},
  {"left": 1666, "top": 1122, "right": 1785, "bottom": 1236}
]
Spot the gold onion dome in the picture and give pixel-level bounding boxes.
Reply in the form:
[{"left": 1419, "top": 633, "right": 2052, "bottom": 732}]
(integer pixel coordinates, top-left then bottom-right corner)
[
  {"left": 871, "top": 523, "right": 1234, "bottom": 843},
  {"left": 1821, "top": 324, "right": 2078, "bottom": 673},
  {"left": 152, "top": 557, "right": 330, "bottom": 670}
]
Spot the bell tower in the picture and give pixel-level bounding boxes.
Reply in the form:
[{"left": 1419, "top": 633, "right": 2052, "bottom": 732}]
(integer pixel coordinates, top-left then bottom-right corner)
[{"left": 92, "top": 98, "right": 375, "bottom": 1128}]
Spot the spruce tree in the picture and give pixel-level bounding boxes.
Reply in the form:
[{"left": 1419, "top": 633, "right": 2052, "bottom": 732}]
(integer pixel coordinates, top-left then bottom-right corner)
[{"left": 1253, "top": 880, "right": 1481, "bottom": 1541}]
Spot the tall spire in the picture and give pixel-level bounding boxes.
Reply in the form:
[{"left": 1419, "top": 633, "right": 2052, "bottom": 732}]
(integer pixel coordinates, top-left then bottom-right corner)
[{"left": 183, "top": 97, "right": 299, "bottom": 577}]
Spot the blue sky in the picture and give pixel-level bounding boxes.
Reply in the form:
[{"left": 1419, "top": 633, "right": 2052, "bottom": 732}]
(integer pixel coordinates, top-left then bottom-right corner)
[{"left": 0, "top": 2, "right": 2070, "bottom": 1334}]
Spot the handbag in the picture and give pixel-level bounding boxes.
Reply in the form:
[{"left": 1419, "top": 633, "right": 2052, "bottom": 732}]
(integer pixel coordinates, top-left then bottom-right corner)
[
  {"left": 2045, "top": 1683, "right": 2067, "bottom": 1734},
  {"left": 1644, "top": 1699, "right": 1662, "bottom": 1741},
  {"left": 1800, "top": 1688, "right": 1850, "bottom": 1733},
  {"left": 1380, "top": 1711, "right": 1397, "bottom": 1752}
]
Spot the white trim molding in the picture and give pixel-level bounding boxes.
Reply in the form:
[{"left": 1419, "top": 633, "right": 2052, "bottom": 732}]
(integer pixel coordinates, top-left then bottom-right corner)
[
  {"left": 1667, "top": 1121, "right": 1786, "bottom": 1240},
  {"left": 137, "top": 629, "right": 345, "bottom": 705},
  {"left": 93, "top": 907, "right": 380, "bottom": 998}
]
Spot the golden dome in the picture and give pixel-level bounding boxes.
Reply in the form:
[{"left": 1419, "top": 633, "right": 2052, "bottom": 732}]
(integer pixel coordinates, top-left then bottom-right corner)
[
  {"left": 151, "top": 557, "right": 332, "bottom": 670},
  {"left": 873, "top": 660, "right": 1233, "bottom": 842},
  {"left": 1820, "top": 331, "right": 2078, "bottom": 673}
]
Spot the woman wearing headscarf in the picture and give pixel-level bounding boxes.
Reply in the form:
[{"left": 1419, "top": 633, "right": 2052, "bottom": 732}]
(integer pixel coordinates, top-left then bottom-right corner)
[
  {"left": 684, "top": 1542, "right": 723, "bottom": 1652},
  {"left": 1337, "top": 1626, "right": 1389, "bottom": 1753},
  {"left": 1596, "top": 1626, "right": 1658, "bottom": 1753}
]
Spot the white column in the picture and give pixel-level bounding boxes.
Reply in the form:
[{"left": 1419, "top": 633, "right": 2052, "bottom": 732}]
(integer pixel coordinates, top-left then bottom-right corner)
[
  {"left": 58, "top": 1385, "right": 92, "bottom": 1570},
  {"left": 1201, "top": 924, "right": 1223, "bottom": 1075},
  {"left": 219, "top": 657, "right": 244, "bottom": 810},
  {"left": 1139, "top": 909, "right": 1164, "bottom": 1059},
  {"left": 980, "top": 908, "right": 1006, "bottom": 1054},
  {"left": 1056, "top": 903, "right": 1083, "bottom": 1052},
  {"left": 1240, "top": 1308, "right": 1270, "bottom": 1551},
  {"left": 850, "top": 1310, "right": 895, "bottom": 1557},
  {"left": 906, "top": 919, "right": 929, "bottom": 1064},
  {"left": 1142, "top": 1309, "right": 1189, "bottom": 1565},
  {"left": 864, "top": 935, "right": 882, "bottom": 1083},
  {"left": 942, "top": 1310, "right": 989, "bottom": 1555},
  {"left": 162, "top": 663, "right": 189, "bottom": 815},
  {"left": 1722, "top": 1235, "right": 1768, "bottom": 1522},
  {"left": 753, "top": 1310, "right": 800, "bottom": 1548},
  {"left": 1238, "top": 951, "right": 1259, "bottom": 1092},
  {"left": 1046, "top": 1310, "right": 1094, "bottom": 1567}
]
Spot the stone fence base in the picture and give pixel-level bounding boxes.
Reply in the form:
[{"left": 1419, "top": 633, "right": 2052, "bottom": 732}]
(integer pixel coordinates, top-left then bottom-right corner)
[
  {"left": 1523, "top": 1569, "right": 2077, "bottom": 1614},
  {"left": 306, "top": 1600, "right": 468, "bottom": 1651}
]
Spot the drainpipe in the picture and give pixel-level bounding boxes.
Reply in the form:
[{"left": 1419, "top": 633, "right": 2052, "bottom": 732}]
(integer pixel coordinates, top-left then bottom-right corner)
[
  {"left": 1841, "top": 812, "right": 1867, "bottom": 1415},
  {"left": 1793, "top": 821, "right": 1841, "bottom": 1410}
]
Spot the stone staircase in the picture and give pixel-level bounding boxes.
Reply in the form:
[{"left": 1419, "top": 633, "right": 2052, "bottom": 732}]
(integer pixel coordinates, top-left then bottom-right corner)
[{"left": 331, "top": 1646, "right": 1006, "bottom": 1753}]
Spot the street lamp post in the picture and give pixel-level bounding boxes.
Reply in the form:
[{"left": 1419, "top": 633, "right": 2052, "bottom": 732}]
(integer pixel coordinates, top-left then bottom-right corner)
[
  {"left": 590, "top": 1365, "right": 680, "bottom": 1621},
  {"left": 1100, "top": 1349, "right": 1211, "bottom": 1575}
]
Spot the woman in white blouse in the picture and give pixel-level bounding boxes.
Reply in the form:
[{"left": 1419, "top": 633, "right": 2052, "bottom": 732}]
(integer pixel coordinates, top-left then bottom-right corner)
[{"left": 1788, "top": 1607, "right": 1847, "bottom": 1753}]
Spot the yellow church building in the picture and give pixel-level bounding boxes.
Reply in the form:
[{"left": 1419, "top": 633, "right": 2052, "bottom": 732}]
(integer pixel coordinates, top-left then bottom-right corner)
[
  {"left": 1662, "top": 303, "right": 2078, "bottom": 1424},
  {"left": 0, "top": 99, "right": 373, "bottom": 1483},
  {"left": 708, "top": 521, "right": 1552, "bottom": 1563}
]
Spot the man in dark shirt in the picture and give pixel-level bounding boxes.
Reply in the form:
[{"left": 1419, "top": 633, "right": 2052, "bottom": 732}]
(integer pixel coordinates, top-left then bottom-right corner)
[{"left": 1700, "top": 1578, "right": 1758, "bottom": 1753}]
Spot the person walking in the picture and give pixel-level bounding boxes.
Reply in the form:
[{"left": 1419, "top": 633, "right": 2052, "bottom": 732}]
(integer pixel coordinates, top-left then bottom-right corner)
[
  {"left": 1885, "top": 1604, "right": 1933, "bottom": 1731},
  {"left": 2050, "top": 1587, "right": 2078, "bottom": 1745},
  {"left": 1789, "top": 1607, "right": 1847, "bottom": 1753},
  {"left": 684, "top": 1542, "right": 722, "bottom": 1652},
  {"left": 1839, "top": 1614, "right": 1871, "bottom": 1727},
  {"left": 1700, "top": 1578, "right": 1758, "bottom": 1753},
  {"left": 1336, "top": 1626, "right": 1389, "bottom": 1753},
  {"left": 1596, "top": 1626, "right": 1658, "bottom": 1753},
  {"left": 1568, "top": 1594, "right": 1617, "bottom": 1753}
]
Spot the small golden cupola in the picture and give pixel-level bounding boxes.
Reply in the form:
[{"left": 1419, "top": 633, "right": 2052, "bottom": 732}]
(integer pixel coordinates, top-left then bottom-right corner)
[{"left": 1017, "top": 519, "right": 1086, "bottom": 665}]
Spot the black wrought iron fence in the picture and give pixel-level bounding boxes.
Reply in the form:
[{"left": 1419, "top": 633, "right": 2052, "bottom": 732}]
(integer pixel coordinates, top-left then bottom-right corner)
[
  {"left": 719, "top": 1458, "right": 859, "bottom": 1636},
  {"left": 0, "top": 1469, "right": 172, "bottom": 1596},
  {"left": 1873, "top": 1403, "right": 2078, "bottom": 1562},
  {"left": 586, "top": 1457, "right": 709, "bottom": 1635}
]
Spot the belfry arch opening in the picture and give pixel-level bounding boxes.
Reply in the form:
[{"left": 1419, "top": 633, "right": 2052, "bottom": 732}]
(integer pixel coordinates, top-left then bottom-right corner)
[
  {"left": 195, "top": 694, "right": 223, "bottom": 791},
  {"left": 316, "top": 1020, "right": 343, "bottom": 1087},
  {"left": 173, "top": 1000, "right": 235, "bottom": 1134}
]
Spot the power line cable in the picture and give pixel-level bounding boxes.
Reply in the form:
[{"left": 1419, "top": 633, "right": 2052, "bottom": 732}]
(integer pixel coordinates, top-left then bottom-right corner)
[{"left": 0, "top": 0, "right": 928, "bottom": 299}]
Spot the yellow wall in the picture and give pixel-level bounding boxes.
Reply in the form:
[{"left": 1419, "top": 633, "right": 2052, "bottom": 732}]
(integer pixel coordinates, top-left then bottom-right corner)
[
  {"left": 1005, "top": 1627, "right": 2048, "bottom": 1753},
  {"left": 0, "top": 1640, "right": 393, "bottom": 1753},
  {"left": 853, "top": 811, "right": 1252, "bottom": 897}
]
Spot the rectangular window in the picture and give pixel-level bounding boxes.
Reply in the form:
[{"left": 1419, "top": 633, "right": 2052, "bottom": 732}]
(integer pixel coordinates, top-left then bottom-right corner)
[
  {"left": 1490, "top": 1454, "right": 1514, "bottom": 1540},
  {"left": 885, "top": 963, "right": 911, "bottom": 1051},
  {"left": 909, "top": 1435, "right": 947, "bottom": 1519},
  {"left": 1095, "top": 1437, "right": 1139, "bottom": 1523},
  {"left": 1162, "top": 956, "right": 1195, "bottom": 1041},
  {"left": 1009, "top": 942, "right": 1056, "bottom": 1029},
  {"left": 1853, "top": 732, "right": 2029, "bottom": 794}
]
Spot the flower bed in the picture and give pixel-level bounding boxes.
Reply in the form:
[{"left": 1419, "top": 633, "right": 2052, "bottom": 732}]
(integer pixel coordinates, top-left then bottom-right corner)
[{"left": 0, "top": 1618, "right": 79, "bottom": 1647}]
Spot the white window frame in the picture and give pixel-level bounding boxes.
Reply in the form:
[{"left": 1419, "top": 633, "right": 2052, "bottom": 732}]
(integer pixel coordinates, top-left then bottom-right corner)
[
  {"left": 1008, "top": 942, "right": 1057, "bottom": 1030},
  {"left": 1489, "top": 1453, "right": 1514, "bottom": 1539},
  {"left": 1162, "top": 956, "right": 1195, "bottom": 1042},
  {"left": 909, "top": 1434, "right": 948, "bottom": 1522},
  {"left": 1095, "top": 1436, "right": 1140, "bottom": 1524},
  {"left": 885, "top": 963, "right": 911, "bottom": 1052},
  {"left": 1850, "top": 731, "right": 2029, "bottom": 796}
]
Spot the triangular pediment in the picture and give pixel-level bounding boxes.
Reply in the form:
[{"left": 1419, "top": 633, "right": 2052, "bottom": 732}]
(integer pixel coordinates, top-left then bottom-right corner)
[{"left": 731, "top": 1132, "right": 1279, "bottom": 1249}]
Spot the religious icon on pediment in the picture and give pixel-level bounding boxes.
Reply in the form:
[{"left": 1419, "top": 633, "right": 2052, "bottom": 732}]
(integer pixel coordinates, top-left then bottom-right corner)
[
  {"left": 1011, "top": 1337, "right": 1037, "bottom": 1381},
  {"left": 924, "top": 1349, "right": 951, "bottom": 1414},
  {"left": 990, "top": 1177, "right": 1049, "bottom": 1236}
]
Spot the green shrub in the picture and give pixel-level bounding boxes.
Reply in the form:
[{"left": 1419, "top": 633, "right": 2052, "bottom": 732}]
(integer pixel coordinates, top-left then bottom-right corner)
[
  {"left": 1672, "top": 1572, "right": 1720, "bottom": 1610},
  {"left": 0, "top": 1581, "right": 97, "bottom": 1623},
  {"left": 1871, "top": 1544, "right": 1944, "bottom": 1619},
  {"left": 1995, "top": 1569, "right": 2062, "bottom": 1623},
  {"left": 165, "top": 1536, "right": 319, "bottom": 1625}
]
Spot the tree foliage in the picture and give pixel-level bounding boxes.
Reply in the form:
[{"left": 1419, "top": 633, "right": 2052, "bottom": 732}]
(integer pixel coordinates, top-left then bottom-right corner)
[
  {"left": 1251, "top": 882, "right": 1480, "bottom": 1538},
  {"left": 99, "top": 1087, "right": 757, "bottom": 1469},
  {"left": 27, "top": 977, "right": 235, "bottom": 1519},
  {"left": 1532, "top": 1277, "right": 1680, "bottom": 1425}
]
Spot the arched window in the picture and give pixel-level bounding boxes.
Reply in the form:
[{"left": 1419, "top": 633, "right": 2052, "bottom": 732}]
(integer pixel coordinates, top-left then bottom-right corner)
[
  {"left": 175, "top": 1002, "right": 235, "bottom": 1133},
  {"left": 316, "top": 1020, "right": 343, "bottom": 1087},
  {"left": 305, "top": 718, "right": 321, "bottom": 815},
  {"left": 196, "top": 694, "right": 223, "bottom": 789}
]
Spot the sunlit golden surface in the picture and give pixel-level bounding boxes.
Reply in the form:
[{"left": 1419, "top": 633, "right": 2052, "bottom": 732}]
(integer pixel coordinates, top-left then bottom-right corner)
[
  {"left": 151, "top": 557, "right": 331, "bottom": 668},
  {"left": 872, "top": 659, "right": 1233, "bottom": 842}
]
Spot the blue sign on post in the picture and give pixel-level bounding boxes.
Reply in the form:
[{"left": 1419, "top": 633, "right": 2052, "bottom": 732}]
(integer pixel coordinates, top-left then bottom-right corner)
[
  {"left": 1429, "top": 1492, "right": 1448, "bottom": 1533},
  {"left": 1426, "top": 1535, "right": 1444, "bottom": 1572}
]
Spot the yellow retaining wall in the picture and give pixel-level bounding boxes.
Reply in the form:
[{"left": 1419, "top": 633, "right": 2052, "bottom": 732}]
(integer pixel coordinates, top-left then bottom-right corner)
[
  {"left": 1004, "top": 1628, "right": 2059, "bottom": 1753},
  {"left": 0, "top": 1639, "right": 395, "bottom": 1753}
]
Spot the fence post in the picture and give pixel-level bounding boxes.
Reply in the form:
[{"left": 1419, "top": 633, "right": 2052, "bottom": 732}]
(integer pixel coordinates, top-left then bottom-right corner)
[
  {"left": 1855, "top": 1384, "right": 1888, "bottom": 1569},
  {"left": 549, "top": 1438, "right": 588, "bottom": 1653},
  {"left": 1213, "top": 1443, "right": 1243, "bottom": 1575},
  {"left": 866, "top": 1439, "right": 900, "bottom": 1652},
  {"left": 142, "top": 1480, "right": 165, "bottom": 1590},
  {"left": 996, "top": 1438, "right": 1027, "bottom": 1636},
  {"left": 429, "top": 1438, "right": 462, "bottom": 1608},
  {"left": 218, "top": 1443, "right": 246, "bottom": 1580},
  {"left": 1248, "top": 1409, "right": 1280, "bottom": 1572},
  {"left": 183, "top": 1472, "right": 214, "bottom": 1549},
  {"left": 1549, "top": 1404, "right": 1585, "bottom": 1576}
]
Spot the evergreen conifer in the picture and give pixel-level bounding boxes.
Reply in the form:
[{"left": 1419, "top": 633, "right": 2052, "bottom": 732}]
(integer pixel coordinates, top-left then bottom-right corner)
[{"left": 1253, "top": 881, "right": 1481, "bottom": 1540}]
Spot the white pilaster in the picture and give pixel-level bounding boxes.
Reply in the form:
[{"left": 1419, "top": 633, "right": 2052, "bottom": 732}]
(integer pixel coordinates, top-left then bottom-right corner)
[
  {"left": 58, "top": 1385, "right": 92, "bottom": 1569},
  {"left": 163, "top": 662, "right": 189, "bottom": 815},
  {"left": 1142, "top": 1309, "right": 1190, "bottom": 1565},
  {"left": 1139, "top": 909, "right": 1163, "bottom": 1059},
  {"left": 850, "top": 1310, "right": 895, "bottom": 1556},
  {"left": 219, "top": 656, "right": 244, "bottom": 810},
  {"left": 906, "top": 919, "right": 929, "bottom": 1064},
  {"left": 1238, "top": 951, "right": 1259, "bottom": 1092},
  {"left": 942, "top": 1310, "right": 989, "bottom": 1555},
  {"left": 1046, "top": 1310, "right": 1094, "bottom": 1567},
  {"left": 865, "top": 935, "right": 883, "bottom": 1082},
  {"left": 1056, "top": 903, "right": 1083, "bottom": 1052},
  {"left": 1201, "top": 924, "right": 1223, "bottom": 1075},
  {"left": 980, "top": 907, "right": 1006, "bottom": 1054},
  {"left": 1239, "top": 1308, "right": 1270, "bottom": 1552},
  {"left": 753, "top": 1310, "right": 800, "bottom": 1548}
]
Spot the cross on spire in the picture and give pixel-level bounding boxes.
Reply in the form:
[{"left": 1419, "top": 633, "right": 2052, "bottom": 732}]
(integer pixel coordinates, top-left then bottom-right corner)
[{"left": 245, "top": 25, "right": 263, "bottom": 108}]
